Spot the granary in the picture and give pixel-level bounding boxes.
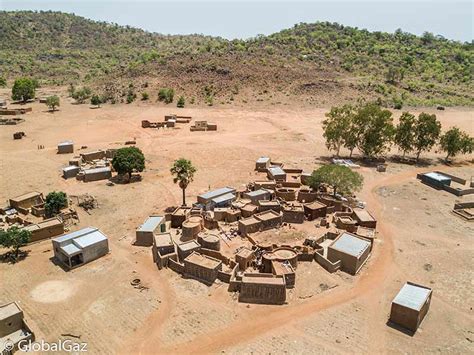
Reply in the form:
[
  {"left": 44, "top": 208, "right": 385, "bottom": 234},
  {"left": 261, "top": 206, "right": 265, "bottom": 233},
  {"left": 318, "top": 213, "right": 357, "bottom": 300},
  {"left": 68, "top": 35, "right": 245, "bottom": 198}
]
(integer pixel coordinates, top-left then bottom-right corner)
[
  {"left": 238, "top": 216, "right": 262, "bottom": 236},
  {"left": 418, "top": 172, "right": 451, "bottom": 189},
  {"left": 327, "top": 232, "right": 372, "bottom": 275},
  {"left": 267, "top": 166, "right": 286, "bottom": 181},
  {"left": 239, "top": 274, "right": 286, "bottom": 305},
  {"left": 235, "top": 247, "right": 255, "bottom": 270},
  {"left": 255, "top": 157, "right": 271, "bottom": 172},
  {"left": 23, "top": 217, "right": 65, "bottom": 243},
  {"left": 225, "top": 208, "right": 241, "bottom": 222},
  {"left": 243, "top": 189, "right": 273, "bottom": 205},
  {"left": 389, "top": 282, "right": 432, "bottom": 332},
  {"left": 183, "top": 252, "right": 222, "bottom": 285},
  {"left": 303, "top": 201, "right": 327, "bottom": 220},
  {"left": 152, "top": 233, "right": 176, "bottom": 269},
  {"left": 254, "top": 210, "right": 282, "bottom": 230},
  {"left": 52, "top": 227, "right": 109, "bottom": 269},
  {"left": 135, "top": 215, "right": 167, "bottom": 246},
  {"left": 62, "top": 165, "right": 80, "bottom": 179},
  {"left": 182, "top": 216, "right": 203, "bottom": 240},
  {"left": 0, "top": 302, "right": 34, "bottom": 353},
  {"left": 83, "top": 166, "right": 112, "bottom": 182},
  {"left": 197, "top": 233, "right": 221, "bottom": 251},
  {"left": 197, "top": 187, "right": 236, "bottom": 210},
  {"left": 177, "top": 240, "right": 201, "bottom": 261},
  {"left": 57, "top": 140, "right": 74, "bottom": 154},
  {"left": 9, "top": 192, "right": 44, "bottom": 213},
  {"left": 297, "top": 188, "right": 318, "bottom": 203},
  {"left": 352, "top": 208, "right": 377, "bottom": 229}
]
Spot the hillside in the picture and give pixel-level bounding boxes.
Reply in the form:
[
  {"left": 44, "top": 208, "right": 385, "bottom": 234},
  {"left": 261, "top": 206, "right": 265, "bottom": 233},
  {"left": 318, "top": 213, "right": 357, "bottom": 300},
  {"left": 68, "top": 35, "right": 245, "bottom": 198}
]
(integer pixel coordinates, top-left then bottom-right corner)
[{"left": 0, "top": 10, "right": 472, "bottom": 106}]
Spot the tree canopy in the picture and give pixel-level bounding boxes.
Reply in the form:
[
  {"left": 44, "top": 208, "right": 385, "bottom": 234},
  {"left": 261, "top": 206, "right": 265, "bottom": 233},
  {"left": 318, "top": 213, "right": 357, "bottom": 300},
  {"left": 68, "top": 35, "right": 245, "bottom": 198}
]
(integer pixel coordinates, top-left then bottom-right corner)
[
  {"left": 170, "top": 158, "right": 197, "bottom": 206},
  {"left": 45, "top": 191, "right": 68, "bottom": 218},
  {"left": 112, "top": 147, "right": 145, "bottom": 181},
  {"left": 322, "top": 104, "right": 356, "bottom": 157},
  {"left": 308, "top": 165, "right": 363, "bottom": 197},
  {"left": 440, "top": 127, "right": 474, "bottom": 162},
  {"left": 0, "top": 226, "right": 31, "bottom": 260},
  {"left": 45, "top": 95, "right": 60, "bottom": 111},
  {"left": 413, "top": 112, "right": 441, "bottom": 162},
  {"left": 11, "top": 77, "right": 36, "bottom": 102},
  {"left": 394, "top": 112, "right": 416, "bottom": 157}
]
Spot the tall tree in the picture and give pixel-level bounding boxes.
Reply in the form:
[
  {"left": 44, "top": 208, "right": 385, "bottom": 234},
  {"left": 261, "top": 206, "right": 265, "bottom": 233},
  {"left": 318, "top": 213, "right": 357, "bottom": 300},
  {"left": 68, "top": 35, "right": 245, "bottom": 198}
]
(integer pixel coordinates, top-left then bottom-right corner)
[
  {"left": 308, "top": 165, "right": 363, "bottom": 197},
  {"left": 45, "top": 95, "right": 60, "bottom": 112},
  {"left": 0, "top": 226, "right": 31, "bottom": 260},
  {"left": 440, "top": 127, "right": 474, "bottom": 162},
  {"left": 45, "top": 191, "right": 68, "bottom": 218},
  {"left": 322, "top": 104, "right": 355, "bottom": 157},
  {"left": 413, "top": 112, "right": 441, "bottom": 163},
  {"left": 354, "top": 103, "right": 395, "bottom": 158},
  {"left": 170, "top": 158, "right": 197, "bottom": 206},
  {"left": 394, "top": 112, "right": 416, "bottom": 157},
  {"left": 111, "top": 147, "right": 145, "bottom": 182},
  {"left": 11, "top": 78, "right": 36, "bottom": 102}
]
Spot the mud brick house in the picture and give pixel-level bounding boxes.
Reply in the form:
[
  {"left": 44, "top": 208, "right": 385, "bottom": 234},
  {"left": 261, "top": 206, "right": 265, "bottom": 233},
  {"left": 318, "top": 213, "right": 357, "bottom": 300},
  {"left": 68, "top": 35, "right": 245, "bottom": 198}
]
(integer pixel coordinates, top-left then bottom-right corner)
[
  {"left": 352, "top": 208, "right": 377, "bottom": 229},
  {"left": 243, "top": 189, "right": 273, "bottom": 205},
  {"left": 9, "top": 192, "right": 44, "bottom": 213},
  {"left": 83, "top": 167, "right": 112, "bottom": 182},
  {"left": 135, "top": 215, "right": 167, "bottom": 246},
  {"left": 52, "top": 227, "right": 109, "bottom": 270},
  {"left": 235, "top": 247, "right": 255, "bottom": 270},
  {"left": 254, "top": 210, "right": 282, "bottom": 230},
  {"left": 0, "top": 302, "right": 35, "bottom": 353},
  {"left": 238, "top": 216, "right": 262, "bottom": 237},
  {"left": 282, "top": 204, "right": 305, "bottom": 224},
  {"left": 177, "top": 240, "right": 201, "bottom": 261},
  {"left": 303, "top": 201, "right": 327, "bottom": 220},
  {"left": 255, "top": 157, "right": 271, "bottom": 172},
  {"left": 23, "top": 217, "right": 65, "bottom": 243},
  {"left": 327, "top": 232, "right": 372, "bottom": 275},
  {"left": 239, "top": 274, "right": 286, "bottom": 305},
  {"left": 271, "top": 261, "right": 296, "bottom": 288},
  {"left": 258, "top": 200, "right": 281, "bottom": 213},
  {"left": 183, "top": 252, "right": 222, "bottom": 285},
  {"left": 389, "top": 282, "right": 432, "bottom": 332},
  {"left": 62, "top": 165, "right": 80, "bottom": 179},
  {"left": 152, "top": 233, "right": 176, "bottom": 269}
]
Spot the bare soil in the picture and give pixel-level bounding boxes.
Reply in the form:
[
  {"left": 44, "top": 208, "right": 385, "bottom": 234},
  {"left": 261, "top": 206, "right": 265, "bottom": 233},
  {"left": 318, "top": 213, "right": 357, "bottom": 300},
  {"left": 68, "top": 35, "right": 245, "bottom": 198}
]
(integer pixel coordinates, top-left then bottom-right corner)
[{"left": 0, "top": 92, "right": 473, "bottom": 354}]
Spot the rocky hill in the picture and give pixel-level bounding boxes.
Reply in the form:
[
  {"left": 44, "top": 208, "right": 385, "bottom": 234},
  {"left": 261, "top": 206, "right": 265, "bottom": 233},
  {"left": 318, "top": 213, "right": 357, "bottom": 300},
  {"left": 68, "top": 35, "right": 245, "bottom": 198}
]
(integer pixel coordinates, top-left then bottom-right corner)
[{"left": 0, "top": 11, "right": 472, "bottom": 106}]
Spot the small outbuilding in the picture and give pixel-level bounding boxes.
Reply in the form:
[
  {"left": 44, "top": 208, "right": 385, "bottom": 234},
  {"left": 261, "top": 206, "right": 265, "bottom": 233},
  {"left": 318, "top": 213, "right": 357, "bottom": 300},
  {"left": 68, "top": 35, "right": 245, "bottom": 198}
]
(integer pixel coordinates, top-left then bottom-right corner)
[
  {"left": 9, "top": 192, "right": 44, "bottom": 212},
  {"left": 135, "top": 215, "right": 167, "bottom": 246},
  {"left": 389, "top": 282, "right": 432, "bottom": 333},
  {"left": 303, "top": 201, "right": 327, "bottom": 220},
  {"left": 83, "top": 167, "right": 112, "bottom": 182},
  {"left": 239, "top": 275, "right": 286, "bottom": 305},
  {"left": 267, "top": 166, "right": 286, "bottom": 181},
  {"left": 418, "top": 172, "right": 451, "bottom": 189},
  {"left": 177, "top": 240, "right": 201, "bottom": 261},
  {"left": 0, "top": 302, "right": 35, "bottom": 353},
  {"left": 352, "top": 209, "right": 377, "bottom": 229},
  {"left": 62, "top": 165, "right": 80, "bottom": 179},
  {"left": 52, "top": 227, "right": 109, "bottom": 269},
  {"left": 57, "top": 140, "right": 74, "bottom": 154},
  {"left": 23, "top": 217, "right": 65, "bottom": 243},
  {"left": 255, "top": 157, "right": 271, "bottom": 172},
  {"left": 243, "top": 189, "right": 273, "bottom": 205}
]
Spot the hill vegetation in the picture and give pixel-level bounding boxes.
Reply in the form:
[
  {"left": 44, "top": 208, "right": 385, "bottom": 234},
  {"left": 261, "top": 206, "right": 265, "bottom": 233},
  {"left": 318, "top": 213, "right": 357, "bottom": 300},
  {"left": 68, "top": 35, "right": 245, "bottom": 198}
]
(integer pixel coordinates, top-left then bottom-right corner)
[{"left": 0, "top": 11, "right": 472, "bottom": 106}]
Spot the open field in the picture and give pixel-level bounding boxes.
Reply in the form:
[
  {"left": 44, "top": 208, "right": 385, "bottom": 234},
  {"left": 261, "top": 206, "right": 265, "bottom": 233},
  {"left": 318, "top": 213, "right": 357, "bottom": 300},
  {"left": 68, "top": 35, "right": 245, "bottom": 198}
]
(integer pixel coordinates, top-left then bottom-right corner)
[{"left": 0, "top": 93, "right": 473, "bottom": 354}]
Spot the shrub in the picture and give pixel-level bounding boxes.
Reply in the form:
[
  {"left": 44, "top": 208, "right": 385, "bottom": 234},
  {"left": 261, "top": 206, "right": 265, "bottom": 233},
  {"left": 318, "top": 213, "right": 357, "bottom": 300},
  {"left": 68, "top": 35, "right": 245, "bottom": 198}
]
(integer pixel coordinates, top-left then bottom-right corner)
[
  {"left": 141, "top": 92, "right": 149, "bottom": 101},
  {"left": 12, "top": 78, "right": 36, "bottom": 102},
  {"left": 45, "top": 191, "right": 68, "bottom": 218},
  {"left": 45, "top": 95, "right": 60, "bottom": 111},
  {"left": 177, "top": 96, "right": 185, "bottom": 108},
  {"left": 158, "top": 88, "right": 174, "bottom": 104}
]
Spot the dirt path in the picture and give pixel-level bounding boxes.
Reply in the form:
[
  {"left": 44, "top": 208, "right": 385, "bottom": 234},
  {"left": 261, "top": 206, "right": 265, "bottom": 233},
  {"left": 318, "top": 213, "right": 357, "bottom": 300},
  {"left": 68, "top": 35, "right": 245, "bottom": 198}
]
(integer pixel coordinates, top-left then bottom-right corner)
[{"left": 122, "top": 166, "right": 435, "bottom": 354}]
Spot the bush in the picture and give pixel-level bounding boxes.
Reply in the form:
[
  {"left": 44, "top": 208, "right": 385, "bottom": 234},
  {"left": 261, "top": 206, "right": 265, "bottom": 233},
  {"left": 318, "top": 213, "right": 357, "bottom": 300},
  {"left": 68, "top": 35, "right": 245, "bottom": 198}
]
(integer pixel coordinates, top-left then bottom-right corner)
[
  {"left": 72, "top": 87, "right": 92, "bottom": 103},
  {"left": 112, "top": 147, "right": 145, "bottom": 181},
  {"left": 158, "top": 88, "right": 174, "bottom": 104},
  {"left": 91, "top": 94, "right": 102, "bottom": 107},
  {"left": 141, "top": 92, "right": 149, "bottom": 101},
  {"left": 12, "top": 78, "right": 36, "bottom": 102},
  {"left": 0, "top": 77, "right": 6, "bottom": 87},
  {"left": 45, "top": 191, "right": 68, "bottom": 218},
  {"left": 177, "top": 96, "right": 185, "bottom": 108},
  {"left": 126, "top": 89, "right": 137, "bottom": 104},
  {"left": 45, "top": 95, "right": 60, "bottom": 111}
]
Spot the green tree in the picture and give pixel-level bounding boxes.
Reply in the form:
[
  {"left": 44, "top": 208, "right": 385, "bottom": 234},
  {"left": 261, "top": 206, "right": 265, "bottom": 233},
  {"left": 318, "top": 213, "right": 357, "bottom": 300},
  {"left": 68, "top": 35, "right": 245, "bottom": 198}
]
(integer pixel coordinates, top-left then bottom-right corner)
[
  {"left": 158, "top": 88, "right": 174, "bottom": 104},
  {"left": 45, "top": 191, "right": 68, "bottom": 218},
  {"left": 308, "top": 165, "right": 363, "bottom": 197},
  {"left": 112, "top": 147, "right": 145, "bottom": 181},
  {"left": 45, "top": 95, "right": 60, "bottom": 112},
  {"left": 177, "top": 96, "right": 185, "bottom": 108},
  {"left": 394, "top": 112, "right": 416, "bottom": 157},
  {"left": 439, "top": 127, "right": 474, "bottom": 162},
  {"left": 170, "top": 158, "right": 197, "bottom": 206},
  {"left": 11, "top": 78, "right": 36, "bottom": 102},
  {"left": 0, "top": 226, "right": 31, "bottom": 260},
  {"left": 72, "top": 87, "right": 92, "bottom": 104},
  {"left": 91, "top": 94, "right": 102, "bottom": 108},
  {"left": 0, "top": 77, "right": 6, "bottom": 87},
  {"left": 413, "top": 112, "right": 441, "bottom": 162},
  {"left": 322, "top": 104, "right": 355, "bottom": 157},
  {"left": 354, "top": 103, "right": 395, "bottom": 158}
]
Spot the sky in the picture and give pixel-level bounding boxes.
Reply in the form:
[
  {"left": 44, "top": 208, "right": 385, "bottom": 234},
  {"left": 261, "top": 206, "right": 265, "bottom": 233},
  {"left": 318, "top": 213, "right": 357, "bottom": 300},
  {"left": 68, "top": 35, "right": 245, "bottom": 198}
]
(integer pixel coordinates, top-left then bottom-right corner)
[{"left": 1, "top": 0, "right": 473, "bottom": 42}]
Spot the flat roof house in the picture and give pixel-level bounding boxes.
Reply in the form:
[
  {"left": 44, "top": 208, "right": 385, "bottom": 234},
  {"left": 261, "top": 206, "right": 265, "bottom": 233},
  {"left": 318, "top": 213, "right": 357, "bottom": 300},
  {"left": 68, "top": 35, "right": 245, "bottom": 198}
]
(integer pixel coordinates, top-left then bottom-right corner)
[
  {"left": 23, "top": 217, "right": 64, "bottom": 243},
  {"left": 389, "top": 282, "right": 432, "bottom": 333},
  {"left": 327, "top": 232, "right": 372, "bottom": 275},
  {"left": 418, "top": 172, "right": 451, "bottom": 189},
  {"left": 183, "top": 252, "right": 223, "bottom": 285},
  {"left": 0, "top": 302, "right": 34, "bottom": 353},
  {"left": 243, "top": 189, "right": 273, "bottom": 205},
  {"left": 255, "top": 157, "right": 271, "bottom": 172},
  {"left": 197, "top": 187, "right": 236, "bottom": 210},
  {"left": 135, "top": 215, "right": 167, "bottom": 246},
  {"left": 52, "top": 227, "right": 109, "bottom": 269},
  {"left": 83, "top": 167, "right": 112, "bottom": 182},
  {"left": 239, "top": 275, "right": 286, "bottom": 305},
  {"left": 352, "top": 208, "right": 377, "bottom": 229},
  {"left": 57, "top": 140, "right": 74, "bottom": 154},
  {"left": 9, "top": 192, "right": 44, "bottom": 211},
  {"left": 267, "top": 166, "right": 286, "bottom": 181}
]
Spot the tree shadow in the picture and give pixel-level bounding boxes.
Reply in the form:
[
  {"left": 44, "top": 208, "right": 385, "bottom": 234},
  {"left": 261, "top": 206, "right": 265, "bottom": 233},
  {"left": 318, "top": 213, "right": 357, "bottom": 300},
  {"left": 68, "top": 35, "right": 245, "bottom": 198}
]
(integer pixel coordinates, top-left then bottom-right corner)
[
  {"left": 109, "top": 174, "right": 143, "bottom": 184},
  {"left": 0, "top": 250, "right": 30, "bottom": 264},
  {"left": 386, "top": 320, "right": 415, "bottom": 337}
]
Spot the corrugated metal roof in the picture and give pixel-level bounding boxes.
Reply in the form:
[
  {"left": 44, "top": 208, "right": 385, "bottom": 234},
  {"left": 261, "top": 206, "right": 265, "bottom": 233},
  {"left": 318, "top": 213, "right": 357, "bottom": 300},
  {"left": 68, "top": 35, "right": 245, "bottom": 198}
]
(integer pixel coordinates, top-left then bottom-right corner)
[
  {"left": 268, "top": 166, "right": 285, "bottom": 176},
  {"left": 138, "top": 216, "right": 164, "bottom": 232},
  {"left": 393, "top": 283, "right": 431, "bottom": 311},
  {"left": 212, "top": 193, "right": 236, "bottom": 204},
  {"left": 58, "top": 140, "right": 73, "bottom": 146},
  {"left": 60, "top": 243, "right": 81, "bottom": 256},
  {"left": 246, "top": 189, "right": 270, "bottom": 197},
  {"left": 199, "top": 187, "right": 235, "bottom": 200},
  {"left": 63, "top": 166, "right": 80, "bottom": 172},
  {"left": 53, "top": 227, "right": 98, "bottom": 243},
  {"left": 331, "top": 232, "right": 370, "bottom": 257},
  {"left": 424, "top": 172, "right": 451, "bottom": 182},
  {"left": 73, "top": 230, "right": 107, "bottom": 248},
  {"left": 85, "top": 167, "right": 111, "bottom": 174},
  {"left": 256, "top": 157, "right": 270, "bottom": 163}
]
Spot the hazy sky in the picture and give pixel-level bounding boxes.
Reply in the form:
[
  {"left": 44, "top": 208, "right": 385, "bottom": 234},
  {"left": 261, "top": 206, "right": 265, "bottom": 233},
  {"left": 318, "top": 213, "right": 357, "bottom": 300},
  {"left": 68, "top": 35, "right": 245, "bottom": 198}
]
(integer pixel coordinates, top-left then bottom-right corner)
[{"left": 1, "top": 0, "right": 473, "bottom": 42}]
